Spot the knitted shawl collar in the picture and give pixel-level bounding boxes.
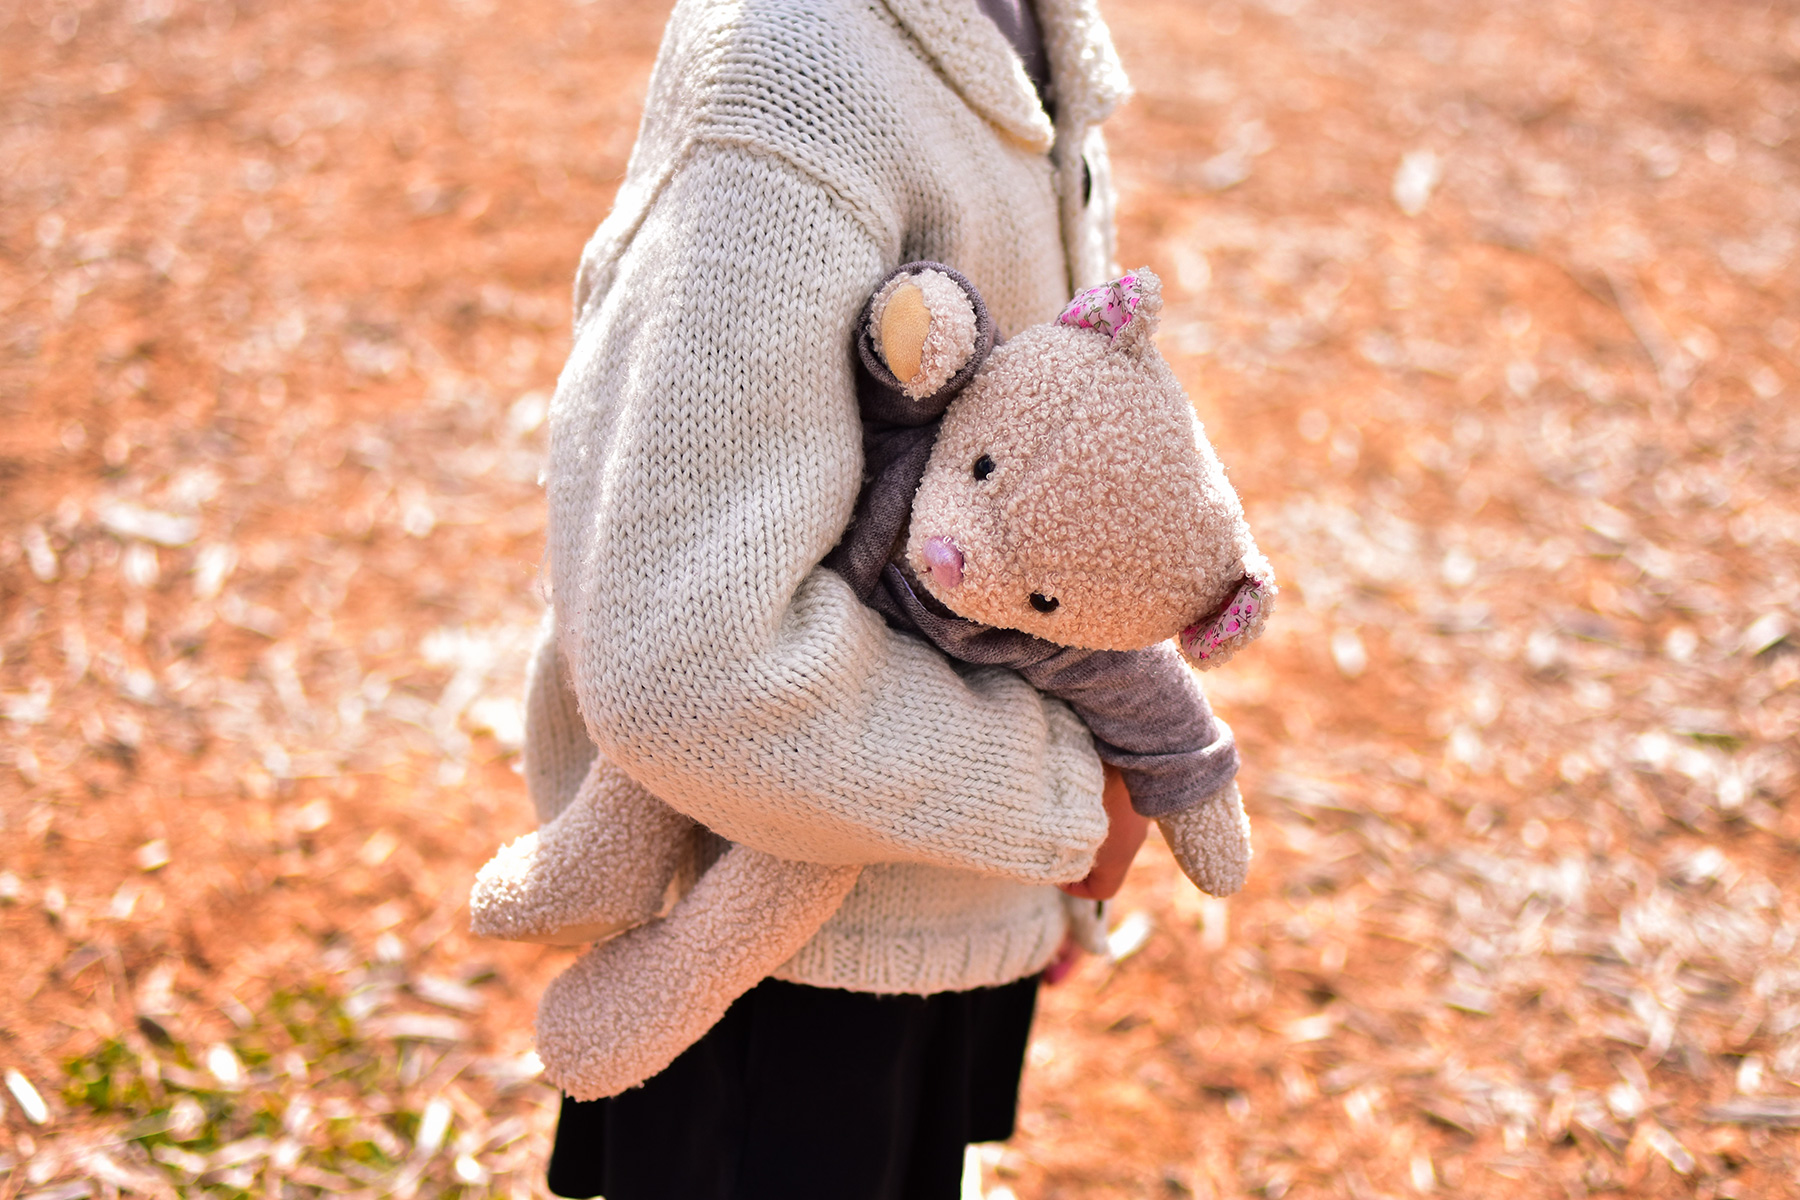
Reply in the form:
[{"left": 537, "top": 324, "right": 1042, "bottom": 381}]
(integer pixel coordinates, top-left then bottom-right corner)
[{"left": 879, "top": 0, "right": 1132, "bottom": 152}]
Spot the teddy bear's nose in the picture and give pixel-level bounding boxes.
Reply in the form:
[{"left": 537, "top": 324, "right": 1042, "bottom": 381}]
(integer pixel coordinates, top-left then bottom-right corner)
[{"left": 922, "top": 536, "right": 964, "bottom": 589}]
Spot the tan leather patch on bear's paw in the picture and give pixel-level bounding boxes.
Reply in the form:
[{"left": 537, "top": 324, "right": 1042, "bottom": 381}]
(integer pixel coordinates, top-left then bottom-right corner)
[{"left": 879, "top": 282, "right": 930, "bottom": 384}]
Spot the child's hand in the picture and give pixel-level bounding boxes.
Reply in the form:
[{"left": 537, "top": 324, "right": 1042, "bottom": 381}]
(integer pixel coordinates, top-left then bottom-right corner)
[{"left": 1059, "top": 765, "right": 1148, "bottom": 901}]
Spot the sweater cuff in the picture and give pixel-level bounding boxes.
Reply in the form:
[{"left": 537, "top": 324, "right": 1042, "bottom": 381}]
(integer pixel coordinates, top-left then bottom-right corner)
[{"left": 522, "top": 611, "right": 598, "bottom": 824}]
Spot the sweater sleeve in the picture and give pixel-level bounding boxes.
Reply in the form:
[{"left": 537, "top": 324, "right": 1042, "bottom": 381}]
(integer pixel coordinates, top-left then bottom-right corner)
[
  {"left": 520, "top": 611, "right": 597, "bottom": 825},
  {"left": 546, "top": 142, "right": 1107, "bottom": 882}
]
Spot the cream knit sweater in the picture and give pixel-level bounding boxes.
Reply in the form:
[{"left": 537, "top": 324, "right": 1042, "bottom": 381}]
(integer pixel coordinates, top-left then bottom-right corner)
[{"left": 531, "top": 0, "right": 1131, "bottom": 995}]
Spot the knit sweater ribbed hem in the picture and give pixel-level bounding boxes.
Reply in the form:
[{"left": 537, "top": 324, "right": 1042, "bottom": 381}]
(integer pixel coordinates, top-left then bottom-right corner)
[{"left": 770, "top": 864, "right": 1068, "bottom": 994}]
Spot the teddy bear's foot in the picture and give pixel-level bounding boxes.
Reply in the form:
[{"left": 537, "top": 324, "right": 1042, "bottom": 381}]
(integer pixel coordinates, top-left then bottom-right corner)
[
  {"left": 535, "top": 845, "right": 861, "bottom": 1101},
  {"left": 470, "top": 759, "right": 694, "bottom": 945},
  {"left": 1158, "top": 781, "right": 1253, "bottom": 898}
]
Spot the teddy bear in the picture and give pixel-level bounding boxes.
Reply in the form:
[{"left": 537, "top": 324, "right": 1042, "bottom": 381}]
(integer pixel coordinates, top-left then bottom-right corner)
[{"left": 470, "top": 265, "right": 1276, "bottom": 1101}]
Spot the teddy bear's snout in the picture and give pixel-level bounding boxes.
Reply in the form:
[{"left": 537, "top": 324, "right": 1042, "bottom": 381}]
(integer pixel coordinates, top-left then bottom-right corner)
[{"left": 921, "top": 536, "right": 964, "bottom": 589}]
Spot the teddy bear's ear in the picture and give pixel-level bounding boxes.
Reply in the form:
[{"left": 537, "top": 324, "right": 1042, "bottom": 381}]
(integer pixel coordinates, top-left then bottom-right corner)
[
  {"left": 1176, "top": 555, "right": 1277, "bottom": 671},
  {"left": 1057, "top": 267, "right": 1163, "bottom": 356},
  {"left": 858, "top": 262, "right": 997, "bottom": 417}
]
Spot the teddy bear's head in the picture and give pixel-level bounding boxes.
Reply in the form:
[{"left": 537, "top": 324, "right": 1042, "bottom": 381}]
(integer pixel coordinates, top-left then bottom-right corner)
[{"left": 865, "top": 265, "right": 1274, "bottom": 668}]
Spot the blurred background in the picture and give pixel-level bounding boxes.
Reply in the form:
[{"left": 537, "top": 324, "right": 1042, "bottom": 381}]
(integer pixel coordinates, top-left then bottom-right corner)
[{"left": 3, "top": 0, "right": 1799, "bottom": 1196}]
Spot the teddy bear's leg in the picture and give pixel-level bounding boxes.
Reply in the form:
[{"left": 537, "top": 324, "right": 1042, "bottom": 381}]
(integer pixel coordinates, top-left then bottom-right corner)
[
  {"left": 535, "top": 846, "right": 861, "bottom": 1101},
  {"left": 470, "top": 758, "right": 695, "bottom": 945},
  {"left": 1157, "top": 781, "right": 1253, "bottom": 898}
]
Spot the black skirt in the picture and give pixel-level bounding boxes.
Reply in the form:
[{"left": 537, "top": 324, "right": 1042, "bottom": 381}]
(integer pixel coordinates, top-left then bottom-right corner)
[{"left": 546, "top": 973, "right": 1041, "bottom": 1200}]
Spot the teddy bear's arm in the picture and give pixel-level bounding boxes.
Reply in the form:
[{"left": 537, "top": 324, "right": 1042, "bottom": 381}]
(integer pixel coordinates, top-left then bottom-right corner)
[
  {"left": 821, "top": 260, "right": 999, "bottom": 603},
  {"left": 869, "top": 573, "right": 1242, "bottom": 828},
  {"left": 855, "top": 261, "right": 996, "bottom": 424},
  {"left": 1014, "top": 641, "right": 1252, "bottom": 896},
  {"left": 819, "top": 425, "right": 938, "bottom": 603}
]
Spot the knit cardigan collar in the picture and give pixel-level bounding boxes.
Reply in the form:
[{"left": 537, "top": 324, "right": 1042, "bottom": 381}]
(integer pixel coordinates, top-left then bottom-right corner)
[{"left": 880, "top": 0, "right": 1131, "bottom": 152}]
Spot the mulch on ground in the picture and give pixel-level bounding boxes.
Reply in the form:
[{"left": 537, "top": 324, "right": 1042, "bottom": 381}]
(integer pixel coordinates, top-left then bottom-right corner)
[{"left": 3, "top": 0, "right": 1797, "bottom": 1196}]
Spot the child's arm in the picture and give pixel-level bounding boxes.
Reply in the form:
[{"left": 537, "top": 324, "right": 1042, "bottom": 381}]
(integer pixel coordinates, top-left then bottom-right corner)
[
  {"left": 549, "top": 145, "right": 1106, "bottom": 883},
  {"left": 857, "top": 562, "right": 1238, "bottom": 824}
]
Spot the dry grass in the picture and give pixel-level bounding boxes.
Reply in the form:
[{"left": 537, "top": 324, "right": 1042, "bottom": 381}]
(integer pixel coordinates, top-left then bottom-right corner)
[{"left": 3, "top": 0, "right": 1798, "bottom": 1197}]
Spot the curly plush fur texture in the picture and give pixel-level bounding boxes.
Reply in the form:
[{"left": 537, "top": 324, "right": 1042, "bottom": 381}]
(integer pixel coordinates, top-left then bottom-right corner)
[
  {"left": 1156, "top": 781, "right": 1253, "bottom": 897},
  {"left": 536, "top": 841, "right": 860, "bottom": 1100},
  {"left": 889, "top": 268, "right": 1267, "bottom": 901}
]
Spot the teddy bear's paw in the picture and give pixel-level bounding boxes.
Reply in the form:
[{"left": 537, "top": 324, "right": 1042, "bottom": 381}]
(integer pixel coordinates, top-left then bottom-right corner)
[
  {"left": 534, "top": 926, "right": 715, "bottom": 1099},
  {"left": 870, "top": 268, "right": 980, "bottom": 400},
  {"left": 471, "top": 831, "right": 559, "bottom": 941},
  {"left": 469, "top": 765, "right": 693, "bottom": 945},
  {"left": 1158, "top": 782, "right": 1253, "bottom": 898},
  {"left": 469, "top": 830, "right": 644, "bottom": 945},
  {"left": 535, "top": 845, "right": 862, "bottom": 1100}
]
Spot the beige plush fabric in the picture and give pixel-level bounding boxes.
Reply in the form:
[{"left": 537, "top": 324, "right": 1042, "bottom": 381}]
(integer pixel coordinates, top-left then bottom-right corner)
[
  {"left": 535, "top": 0, "right": 1133, "bottom": 997},
  {"left": 471, "top": 759, "right": 694, "bottom": 945},
  {"left": 537, "top": 844, "right": 863, "bottom": 1100}
]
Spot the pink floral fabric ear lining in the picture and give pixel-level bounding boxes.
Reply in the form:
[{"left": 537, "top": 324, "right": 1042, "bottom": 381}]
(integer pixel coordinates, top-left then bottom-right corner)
[
  {"left": 1057, "top": 274, "right": 1146, "bottom": 342},
  {"left": 1180, "top": 576, "right": 1271, "bottom": 664}
]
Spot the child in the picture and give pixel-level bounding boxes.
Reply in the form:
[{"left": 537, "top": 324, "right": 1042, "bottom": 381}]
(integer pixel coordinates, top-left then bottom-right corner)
[{"left": 528, "top": 0, "right": 1147, "bottom": 1194}]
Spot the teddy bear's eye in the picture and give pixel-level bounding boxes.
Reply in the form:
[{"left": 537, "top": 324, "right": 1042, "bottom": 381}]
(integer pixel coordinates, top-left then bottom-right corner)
[
  {"left": 972, "top": 454, "right": 995, "bottom": 481},
  {"left": 1029, "top": 593, "right": 1059, "bottom": 614}
]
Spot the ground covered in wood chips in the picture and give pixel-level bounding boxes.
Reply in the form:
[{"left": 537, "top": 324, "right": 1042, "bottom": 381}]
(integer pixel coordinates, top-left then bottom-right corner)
[{"left": 3, "top": 0, "right": 1799, "bottom": 1196}]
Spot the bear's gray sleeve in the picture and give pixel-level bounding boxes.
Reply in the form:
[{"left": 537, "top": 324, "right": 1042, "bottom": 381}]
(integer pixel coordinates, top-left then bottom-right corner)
[
  {"left": 1014, "top": 642, "right": 1239, "bottom": 819},
  {"left": 876, "top": 566, "right": 1237, "bottom": 818}
]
